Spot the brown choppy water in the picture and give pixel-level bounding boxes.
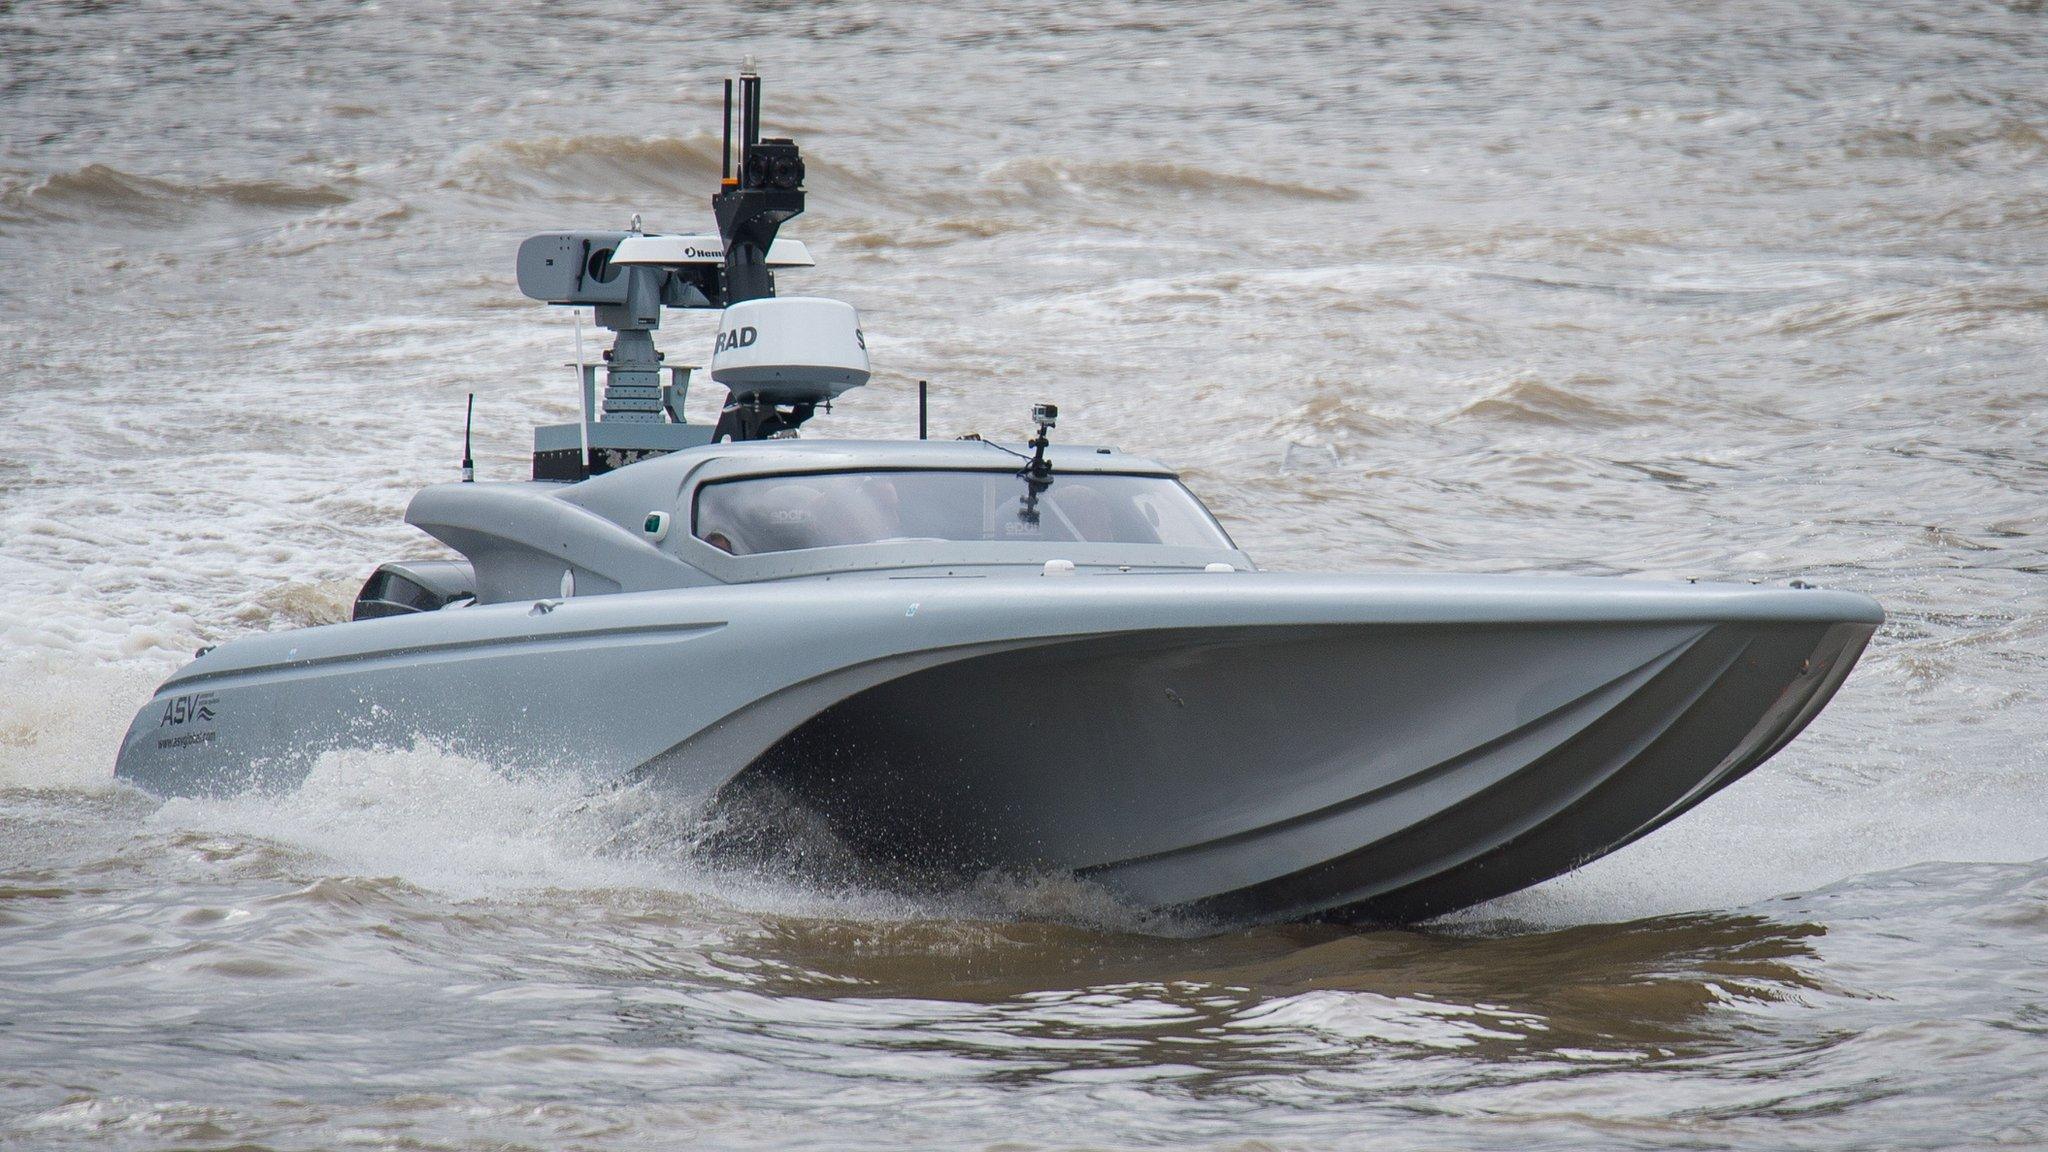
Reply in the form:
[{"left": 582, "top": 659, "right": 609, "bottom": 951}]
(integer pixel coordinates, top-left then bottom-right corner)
[{"left": 2, "top": 2, "right": 2046, "bottom": 1148}]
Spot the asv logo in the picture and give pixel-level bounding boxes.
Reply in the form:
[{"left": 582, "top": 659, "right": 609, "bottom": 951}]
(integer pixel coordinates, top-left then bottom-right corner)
[
  {"left": 158, "top": 692, "right": 219, "bottom": 728},
  {"left": 715, "top": 326, "right": 759, "bottom": 353}
]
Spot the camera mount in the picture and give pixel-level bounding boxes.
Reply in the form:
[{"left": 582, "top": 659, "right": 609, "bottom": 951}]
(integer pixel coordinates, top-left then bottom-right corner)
[{"left": 1017, "top": 403, "right": 1059, "bottom": 525}]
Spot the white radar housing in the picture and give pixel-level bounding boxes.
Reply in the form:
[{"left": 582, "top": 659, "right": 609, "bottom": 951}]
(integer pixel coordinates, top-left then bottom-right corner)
[
  {"left": 609, "top": 234, "right": 814, "bottom": 268},
  {"left": 709, "top": 296, "right": 870, "bottom": 404}
]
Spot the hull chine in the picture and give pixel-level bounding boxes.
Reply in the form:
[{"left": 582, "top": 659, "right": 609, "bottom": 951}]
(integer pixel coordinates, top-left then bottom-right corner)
[{"left": 730, "top": 611, "right": 1879, "bottom": 927}]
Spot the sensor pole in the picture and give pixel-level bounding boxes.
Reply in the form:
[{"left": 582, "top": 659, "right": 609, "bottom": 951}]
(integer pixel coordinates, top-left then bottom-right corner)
[
  {"left": 711, "top": 62, "right": 814, "bottom": 441},
  {"left": 713, "top": 61, "right": 805, "bottom": 307}
]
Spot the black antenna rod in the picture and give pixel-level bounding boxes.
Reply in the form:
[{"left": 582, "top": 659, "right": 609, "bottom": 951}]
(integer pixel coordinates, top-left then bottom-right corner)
[
  {"left": 729, "top": 77, "right": 745, "bottom": 181},
  {"left": 746, "top": 73, "right": 762, "bottom": 150},
  {"left": 738, "top": 72, "right": 756, "bottom": 185},
  {"left": 461, "top": 392, "right": 475, "bottom": 483},
  {"left": 918, "top": 380, "right": 928, "bottom": 440}
]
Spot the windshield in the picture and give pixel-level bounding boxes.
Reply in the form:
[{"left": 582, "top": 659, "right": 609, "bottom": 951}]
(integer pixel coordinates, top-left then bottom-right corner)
[{"left": 693, "top": 470, "right": 1232, "bottom": 556}]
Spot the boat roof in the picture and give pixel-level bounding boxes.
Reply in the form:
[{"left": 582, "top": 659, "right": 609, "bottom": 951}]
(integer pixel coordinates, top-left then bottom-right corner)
[{"left": 577, "top": 437, "right": 1181, "bottom": 496}]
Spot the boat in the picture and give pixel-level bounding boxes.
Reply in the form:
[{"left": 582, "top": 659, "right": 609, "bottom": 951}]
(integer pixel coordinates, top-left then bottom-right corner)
[{"left": 113, "top": 67, "right": 1883, "bottom": 926}]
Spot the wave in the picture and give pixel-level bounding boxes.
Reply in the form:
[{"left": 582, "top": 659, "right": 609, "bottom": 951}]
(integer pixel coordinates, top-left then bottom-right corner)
[
  {"left": 441, "top": 133, "right": 726, "bottom": 201},
  {"left": 441, "top": 131, "right": 889, "bottom": 207},
  {"left": 240, "top": 578, "right": 358, "bottom": 630},
  {"left": 1447, "top": 373, "right": 1639, "bottom": 428},
  {"left": 981, "top": 156, "right": 1357, "bottom": 206},
  {"left": 0, "top": 163, "right": 353, "bottom": 228},
  {"left": 1770, "top": 285, "right": 2048, "bottom": 337},
  {"left": 1270, "top": 391, "right": 1403, "bottom": 447},
  {"left": 1922, "top": 195, "right": 2048, "bottom": 234},
  {"left": 835, "top": 214, "right": 1027, "bottom": 251},
  {"left": 1843, "top": 116, "right": 2048, "bottom": 161}
]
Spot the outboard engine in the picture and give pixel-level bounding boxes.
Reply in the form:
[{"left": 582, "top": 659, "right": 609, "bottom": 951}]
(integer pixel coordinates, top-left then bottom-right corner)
[{"left": 351, "top": 560, "right": 477, "bottom": 621}]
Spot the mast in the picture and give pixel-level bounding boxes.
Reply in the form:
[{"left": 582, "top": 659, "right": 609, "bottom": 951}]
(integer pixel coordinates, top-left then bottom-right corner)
[
  {"left": 712, "top": 60, "right": 806, "bottom": 307},
  {"left": 515, "top": 60, "right": 852, "bottom": 468}
]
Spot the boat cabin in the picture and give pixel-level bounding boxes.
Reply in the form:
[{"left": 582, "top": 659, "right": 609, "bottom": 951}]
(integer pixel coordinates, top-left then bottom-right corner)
[{"left": 356, "top": 439, "right": 1251, "bottom": 618}]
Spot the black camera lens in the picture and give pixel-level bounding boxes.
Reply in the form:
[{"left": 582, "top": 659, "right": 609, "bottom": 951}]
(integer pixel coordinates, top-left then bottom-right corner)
[{"left": 746, "top": 140, "right": 804, "bottom": 191}]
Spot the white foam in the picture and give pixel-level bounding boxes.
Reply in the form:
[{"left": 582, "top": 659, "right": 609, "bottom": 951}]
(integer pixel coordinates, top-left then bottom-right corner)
[
  {"left": 115, "top": 737, "right": 1180, "bottom": 934},
  {"left": 131, "top": 742, "right": 951, "bottom": 926},
  {"left": 0, "top": 653, "right": 159, "bottom": 792},
  {"left": 146, "top": 744, "right": 703, "bottom": 899}
]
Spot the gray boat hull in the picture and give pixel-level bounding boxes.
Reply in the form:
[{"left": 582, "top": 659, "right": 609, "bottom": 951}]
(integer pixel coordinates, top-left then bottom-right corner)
[{"left": 115, "top": 573, "right": 1880, "bottom": 925}]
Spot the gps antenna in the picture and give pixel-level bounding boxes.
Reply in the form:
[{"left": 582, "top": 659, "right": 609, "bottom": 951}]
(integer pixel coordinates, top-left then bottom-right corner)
[{"left": 461, "top": 393, "right": 475, "bottom": 482}]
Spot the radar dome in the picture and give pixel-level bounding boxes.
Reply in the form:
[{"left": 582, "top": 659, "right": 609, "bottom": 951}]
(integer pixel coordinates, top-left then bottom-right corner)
[{"left": 709, "top": 297, "right": 869, "bottom": 405}]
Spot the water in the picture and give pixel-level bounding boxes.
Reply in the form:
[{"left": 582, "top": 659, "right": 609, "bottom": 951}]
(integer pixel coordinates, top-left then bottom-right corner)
[{"left": 3, "top": 1, "right": 2045, "bottom": 1147}]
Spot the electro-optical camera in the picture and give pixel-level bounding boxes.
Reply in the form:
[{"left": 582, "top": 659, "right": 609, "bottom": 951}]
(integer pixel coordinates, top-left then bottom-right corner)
[{"left": 744, "top": 139, "right": 805, "bottom": 191}]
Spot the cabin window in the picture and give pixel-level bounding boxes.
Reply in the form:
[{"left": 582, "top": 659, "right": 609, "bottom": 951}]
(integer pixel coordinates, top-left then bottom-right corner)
[{"left": 692, "top": 470, "right": 1232, "bottom": 556}]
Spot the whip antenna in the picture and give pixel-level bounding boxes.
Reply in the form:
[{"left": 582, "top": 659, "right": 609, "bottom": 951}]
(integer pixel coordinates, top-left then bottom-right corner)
[
  {"left": 460, "top": 393, "right": 475, "bottom": 482},
  {"left": 572, "top": 310, "right": 591, "bottom": 476}
]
